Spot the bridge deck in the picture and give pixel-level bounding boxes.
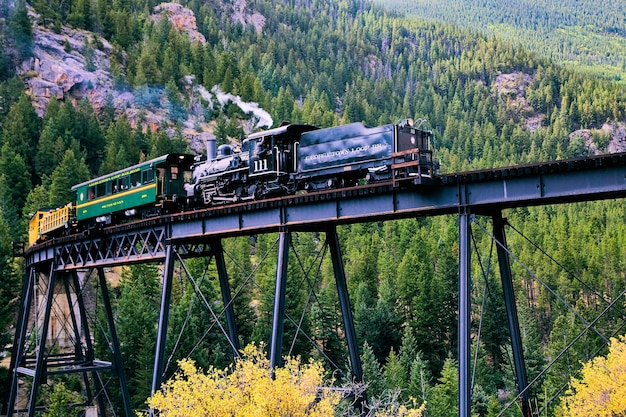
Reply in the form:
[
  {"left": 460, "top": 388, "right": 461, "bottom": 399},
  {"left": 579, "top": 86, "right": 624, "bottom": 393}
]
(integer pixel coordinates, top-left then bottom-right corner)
[{"left": 26, "top": 152, "right": 626, "bottom": 269}]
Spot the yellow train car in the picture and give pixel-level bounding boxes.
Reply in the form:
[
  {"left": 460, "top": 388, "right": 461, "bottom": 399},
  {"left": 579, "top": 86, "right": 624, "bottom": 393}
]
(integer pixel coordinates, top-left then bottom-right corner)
[{"left": 28, "top": 203, "right": 74, "bottom": 247}]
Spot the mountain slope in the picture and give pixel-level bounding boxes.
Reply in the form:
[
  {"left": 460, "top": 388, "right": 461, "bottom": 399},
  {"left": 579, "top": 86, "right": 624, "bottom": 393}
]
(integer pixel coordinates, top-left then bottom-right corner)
[{"left": 371, "top": 0, "right": 626, "bottom": 81}]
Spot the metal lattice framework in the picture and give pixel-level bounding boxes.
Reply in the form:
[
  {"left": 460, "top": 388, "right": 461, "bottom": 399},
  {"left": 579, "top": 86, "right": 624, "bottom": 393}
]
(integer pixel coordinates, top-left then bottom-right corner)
[
  {"left": 55, "top": 226, "right": 168, "bottom": 268},
  {"left": 8, "top": 152, "right": 626, "bottom": 417}
]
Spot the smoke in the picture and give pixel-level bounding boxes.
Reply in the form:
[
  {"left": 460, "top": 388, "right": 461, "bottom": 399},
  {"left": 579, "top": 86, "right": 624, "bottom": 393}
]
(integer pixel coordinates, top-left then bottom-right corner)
[{"left": 210, "top": 86, "right": 273, "bottom": 129}]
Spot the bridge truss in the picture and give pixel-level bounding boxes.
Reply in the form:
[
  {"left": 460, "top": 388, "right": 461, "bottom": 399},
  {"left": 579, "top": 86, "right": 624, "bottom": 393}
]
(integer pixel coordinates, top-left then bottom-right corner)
[{"left": 6, "top": 153, "right": 626, "bottom": 417}]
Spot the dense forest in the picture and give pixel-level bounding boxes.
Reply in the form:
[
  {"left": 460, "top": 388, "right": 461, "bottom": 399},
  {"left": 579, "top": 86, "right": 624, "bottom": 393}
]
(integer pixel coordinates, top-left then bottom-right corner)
[
  {"left": 0, "top": 0, "right": 625, "bottom": 415},
  {"left": 371, "top": 0, "right": 626, "bottom": 81}
]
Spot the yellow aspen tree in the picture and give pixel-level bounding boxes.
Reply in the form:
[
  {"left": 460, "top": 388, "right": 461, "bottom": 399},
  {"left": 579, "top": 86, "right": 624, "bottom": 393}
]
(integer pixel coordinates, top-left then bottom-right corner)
[
  {"left": 560, "top": 335, "right": 626, "bottom": 417},
  {"left": 147, "top": 343, "right": 341, "bottom": 417}
]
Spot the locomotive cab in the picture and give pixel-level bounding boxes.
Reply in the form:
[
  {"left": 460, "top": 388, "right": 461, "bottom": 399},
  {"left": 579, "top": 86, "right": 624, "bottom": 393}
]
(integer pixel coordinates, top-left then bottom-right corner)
[{"left": 247, "top": 123, "right": 318, "bottom": 197}]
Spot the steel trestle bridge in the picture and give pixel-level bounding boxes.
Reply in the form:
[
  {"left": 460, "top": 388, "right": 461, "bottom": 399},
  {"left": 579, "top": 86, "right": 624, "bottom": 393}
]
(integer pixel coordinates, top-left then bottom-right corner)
[{"left": 7, "top": 152, "right": 626, "bottom": 417}]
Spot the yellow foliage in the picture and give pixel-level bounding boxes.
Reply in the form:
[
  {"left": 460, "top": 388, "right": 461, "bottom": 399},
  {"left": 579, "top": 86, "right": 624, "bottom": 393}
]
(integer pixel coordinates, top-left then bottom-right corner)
[
  {"left": 147, "top": 343, "right": 341, "bottom": 417},
  {"left": 560, "top": 335, "right": 626, "bottom": 417}
]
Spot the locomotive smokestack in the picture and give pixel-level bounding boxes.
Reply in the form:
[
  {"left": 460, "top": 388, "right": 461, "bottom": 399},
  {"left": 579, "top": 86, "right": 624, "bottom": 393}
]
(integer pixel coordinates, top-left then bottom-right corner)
[{"left": 206, "top": 137, "right": 216, "bottom": 160}]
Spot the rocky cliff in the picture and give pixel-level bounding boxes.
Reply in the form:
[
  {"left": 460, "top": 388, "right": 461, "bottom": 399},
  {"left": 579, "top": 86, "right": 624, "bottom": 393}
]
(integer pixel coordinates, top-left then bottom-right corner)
[{"left": 17, "top": 2, "right": 271, "bottom": 153}]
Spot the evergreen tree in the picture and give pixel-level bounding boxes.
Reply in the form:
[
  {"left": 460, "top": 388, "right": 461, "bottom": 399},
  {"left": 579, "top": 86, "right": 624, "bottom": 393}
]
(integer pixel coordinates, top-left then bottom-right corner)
[
  {"left": 383, "top": 349, "right": 406, "bottom": 393},
  {"left": 0, "top": 209, "right": 18, "bottom": 350},
  {"left": 360, "top": 341, "right": 384, "bottom": 400},
  {"left": 22, "top": 183, "right": 50, "bottom": 221},
  {"left": 0, "top": 77, "right": 25, "bottom": 123},
  {"left": 75, "top": 100, "right": 105, "bottom": 174},
  {"left": 47, "top": 149, "right": 90, "bottom": 208},
  {"left": 100, "top": 116, "right": 139, "bottom": 174},
  {"left": 1, "top": 94, "right": 40, "bottom": 175},
  {"left": 0, "top": 142, "right": 32, "bottom": 235},
  {"left": 428, "top": 358, "right": 459, "bottom": 417},
  {"left": 223, "top": 236, "right": 256, "bottom": 347},
  {"left": 35, "top": 122, "right": 66, "bottom": 178},
  {"left": 166, "top": 257, "right": 229, "bottom": 374},
  {"left": 8, "top": 0, "right": 33, "bottom": 59},
  {"left": 407, "top": 353, "right": 432, "bottom": 405},
  {"left": 0, "top": 209, "right": 17, "bottom": 402}
]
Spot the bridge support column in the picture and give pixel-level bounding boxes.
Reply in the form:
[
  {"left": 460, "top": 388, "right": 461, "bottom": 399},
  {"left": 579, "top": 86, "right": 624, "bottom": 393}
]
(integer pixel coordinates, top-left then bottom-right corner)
[
  {"left": 6, "top": 266, "right": 36, "bottom": 417},
  {"left": 214, "top": 239, "right": 241, "bottom": 357},
  {"left": 270, "top": 230, "right": 290, "bottom": 370},
  {"left": 64, "top": 273, "right": 96, "bottom": 412},
  {"left": 97, "top": 268, "right": 133, "bottom": 417},
  {"left": 26, "top": 264, "right": 58, "bottom": 417},
  {"left": 492, "top": 212, "right": 531, "bottom": 417},
  {"left": 328, "top": 226, "right": 365, "bottom": 409},
  {"left": 458, "top": 209, "right": 471, "bottom": 417},
  {"left": 6, "top": 265, "right": 131, "bottom": 417},
  {"left": 328, "top": 226, "right": 363, "bottom": 382},
  {"left": 152, "top": 244, "right": 177, "bottom": 397}
]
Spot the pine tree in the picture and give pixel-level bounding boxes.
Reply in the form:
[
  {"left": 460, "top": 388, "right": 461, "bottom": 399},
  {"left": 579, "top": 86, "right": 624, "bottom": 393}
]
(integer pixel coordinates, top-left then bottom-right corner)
[
  {"left": 22, "top": 184, "right": 50, "bottom": 221},
  {"left": 223, "top": 236, "right": 256, "bottom": 348},
  {"left": 1, "top": 94, "right": 40, "bottom": 175},
  {"left": 100, "top": 117, "right": 139, "bottom": 174},
  {"left": 361, "top": 341, "right": 384, "bottom": 400},
  {"left": 48, "top": 149, "right": 90, "bottom": 208},
  {"left": 407, "top": 354, "right": 432, "bottom": 405},
  {"left": 0, "top": 142, "right": 32, "bottom": 235},
  {"left": 166, "top": 258, "right": 230, "bottom": 373},
  {"left": 384, "top": 349, "right": 406, "bottom": 393},
  {"left": 8, "top": 0, "right": 33, "bottom": 59},
  {"left": 35, "top": 123, "right": 65, "bottom": 178},
  {"left": 75, "top": 100, "right": 104, "bottom": 174},
  {"left": 428, "top": 358, "right": 459, "bottom": 417},
  {"left": 0, "top": 209, "right": 19, "bottom": 348}
]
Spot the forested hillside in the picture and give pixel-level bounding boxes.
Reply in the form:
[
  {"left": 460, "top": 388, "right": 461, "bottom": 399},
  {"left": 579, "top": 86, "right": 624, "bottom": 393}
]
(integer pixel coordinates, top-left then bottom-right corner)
[
  {"left": 371, "top": 0, "right": 626, "bottom": 81},
  {"left": 1, "top": 0, "right": 625, "bottom": 415}
]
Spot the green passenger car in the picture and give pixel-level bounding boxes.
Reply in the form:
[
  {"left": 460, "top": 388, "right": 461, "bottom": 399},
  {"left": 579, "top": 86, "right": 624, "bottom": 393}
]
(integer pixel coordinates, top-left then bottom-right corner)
[{"left": 72, "top": 154, "right": 195, "bottom": 223}]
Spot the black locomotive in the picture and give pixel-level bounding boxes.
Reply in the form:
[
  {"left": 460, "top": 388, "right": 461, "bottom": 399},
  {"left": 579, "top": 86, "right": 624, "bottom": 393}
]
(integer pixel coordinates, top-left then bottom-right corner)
[{"left": 192, "top": 118, "right": 436, "bottom": 205}]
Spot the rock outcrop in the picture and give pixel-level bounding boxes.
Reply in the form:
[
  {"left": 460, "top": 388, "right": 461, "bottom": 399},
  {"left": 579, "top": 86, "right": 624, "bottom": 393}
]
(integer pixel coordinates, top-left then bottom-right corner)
[
  {"left": 20, "top": 7, "right": 116, "bottom": 115},
  {"left": 17, "top": 2, "right": 271, "bottom": 151},
  {"left": 153, "top": 3, "right": 207, "bottom": 45}
]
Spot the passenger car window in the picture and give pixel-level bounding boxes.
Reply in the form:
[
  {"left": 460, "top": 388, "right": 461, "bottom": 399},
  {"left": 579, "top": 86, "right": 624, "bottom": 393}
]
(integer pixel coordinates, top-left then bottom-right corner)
[
  {"left": 142, "top": 168, "right": 154, "bottom": 184},
  {"left": 119, "top": 177, "right": 129, "bottom": 191},
  {"left": 130, "top": 172, "right": 141, "bottom": 187}
]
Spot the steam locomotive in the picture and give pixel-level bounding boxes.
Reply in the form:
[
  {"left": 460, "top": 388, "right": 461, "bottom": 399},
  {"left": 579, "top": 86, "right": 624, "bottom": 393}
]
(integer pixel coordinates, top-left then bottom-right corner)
[{"left": 28, "top": 119, "right": 436, "bottom": 247}]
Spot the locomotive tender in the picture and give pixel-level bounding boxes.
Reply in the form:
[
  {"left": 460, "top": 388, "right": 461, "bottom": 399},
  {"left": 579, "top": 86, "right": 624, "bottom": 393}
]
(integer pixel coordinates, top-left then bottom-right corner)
[{"left": 29, "top": 119, "right": 435, "bottom": 247}]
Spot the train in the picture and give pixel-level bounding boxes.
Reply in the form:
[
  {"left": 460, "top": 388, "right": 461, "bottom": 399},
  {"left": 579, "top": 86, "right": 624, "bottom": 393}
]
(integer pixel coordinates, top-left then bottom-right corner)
[{"left": 28, "top": 119, "right": 436, "bottom": 247}]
